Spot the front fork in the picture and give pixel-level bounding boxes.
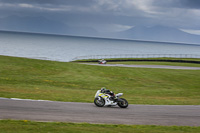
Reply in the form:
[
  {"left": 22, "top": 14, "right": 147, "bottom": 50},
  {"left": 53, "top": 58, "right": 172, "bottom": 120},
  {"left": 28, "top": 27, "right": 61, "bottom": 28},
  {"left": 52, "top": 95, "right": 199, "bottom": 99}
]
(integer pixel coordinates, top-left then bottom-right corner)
[
  {"left": 115, "top": 98, "right": 123, "bottom": 102},
  {"left": 98, "top": 97, "right": 101, "bottom": 100}
]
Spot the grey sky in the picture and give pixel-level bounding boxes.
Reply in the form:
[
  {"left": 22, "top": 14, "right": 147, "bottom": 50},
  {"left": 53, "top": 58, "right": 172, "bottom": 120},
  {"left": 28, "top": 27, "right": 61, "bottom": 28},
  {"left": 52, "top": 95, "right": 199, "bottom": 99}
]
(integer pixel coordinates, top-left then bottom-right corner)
[{"left": 0, "top": 0, "right": 200, "bottom": 35}]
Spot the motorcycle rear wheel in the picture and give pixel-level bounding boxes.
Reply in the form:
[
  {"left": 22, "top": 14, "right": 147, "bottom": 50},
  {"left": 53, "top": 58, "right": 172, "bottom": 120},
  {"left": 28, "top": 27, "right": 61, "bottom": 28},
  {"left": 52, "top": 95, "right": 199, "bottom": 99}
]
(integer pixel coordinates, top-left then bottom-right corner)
[
  {"left": 94, "top": 97, "right": 105, "bottom": 107},
  {"left": 117, "top": 98, "right": 128, "bottom": 108}
]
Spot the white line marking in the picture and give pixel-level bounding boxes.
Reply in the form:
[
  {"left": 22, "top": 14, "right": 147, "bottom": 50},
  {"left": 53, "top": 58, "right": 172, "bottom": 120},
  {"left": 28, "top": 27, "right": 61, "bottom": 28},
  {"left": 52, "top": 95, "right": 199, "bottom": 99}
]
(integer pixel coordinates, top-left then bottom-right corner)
[{"left": 0, "top": 97, "right": 52, "bottom": 102}]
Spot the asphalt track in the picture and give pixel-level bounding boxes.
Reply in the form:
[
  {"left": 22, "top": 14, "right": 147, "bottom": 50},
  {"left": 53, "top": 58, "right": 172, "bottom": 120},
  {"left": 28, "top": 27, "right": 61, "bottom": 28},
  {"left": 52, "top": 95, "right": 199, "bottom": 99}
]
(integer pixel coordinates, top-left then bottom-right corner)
[
  {"left": 81, "top": 63, "right": 200, "bottom": 70},
  {"left": 0, "top": 98, "right": 200, "bottom": 126}
]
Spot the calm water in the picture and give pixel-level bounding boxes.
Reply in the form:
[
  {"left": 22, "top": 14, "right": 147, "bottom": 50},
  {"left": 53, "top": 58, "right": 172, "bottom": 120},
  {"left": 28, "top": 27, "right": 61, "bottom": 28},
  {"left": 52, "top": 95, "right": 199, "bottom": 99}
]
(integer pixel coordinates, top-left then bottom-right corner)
[{"left": 0, "top": 31, "right": 200, "bottom": 62}]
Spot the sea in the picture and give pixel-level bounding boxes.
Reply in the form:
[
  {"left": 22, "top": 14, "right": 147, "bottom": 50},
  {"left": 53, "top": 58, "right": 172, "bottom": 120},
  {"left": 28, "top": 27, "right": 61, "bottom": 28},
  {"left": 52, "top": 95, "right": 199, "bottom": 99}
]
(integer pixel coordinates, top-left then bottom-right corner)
[{"left": 0, "top": 31, "right": 200, "bottom": 62}]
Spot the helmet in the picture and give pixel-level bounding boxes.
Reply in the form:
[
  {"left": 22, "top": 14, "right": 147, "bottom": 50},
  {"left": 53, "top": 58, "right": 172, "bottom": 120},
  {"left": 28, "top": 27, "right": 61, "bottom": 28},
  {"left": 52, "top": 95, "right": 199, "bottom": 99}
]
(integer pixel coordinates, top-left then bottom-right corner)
[{"left": 101, "top": 87, "right": 106, "bottom": 93}]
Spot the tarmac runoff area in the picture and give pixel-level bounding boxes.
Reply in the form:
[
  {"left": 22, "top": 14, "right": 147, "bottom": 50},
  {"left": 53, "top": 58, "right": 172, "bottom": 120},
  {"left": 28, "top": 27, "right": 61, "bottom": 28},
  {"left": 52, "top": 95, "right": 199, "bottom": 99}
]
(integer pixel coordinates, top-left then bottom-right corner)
[
  {"left": 0, "top": 98, "right": 200, "bottom": 126},
  {"left": 81, "top": 63, "right": 200, "bottom": 70}
]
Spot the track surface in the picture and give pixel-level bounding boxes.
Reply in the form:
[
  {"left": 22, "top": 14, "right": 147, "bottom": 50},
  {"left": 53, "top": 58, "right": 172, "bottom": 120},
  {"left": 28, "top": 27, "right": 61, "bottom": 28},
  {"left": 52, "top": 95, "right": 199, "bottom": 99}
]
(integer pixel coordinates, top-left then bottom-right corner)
[
  {"left": 0, "top": 98, "right": 200, "bottom": 126},
  {"left": 81, "top": 63, "right": 200, "bottom": 70}
]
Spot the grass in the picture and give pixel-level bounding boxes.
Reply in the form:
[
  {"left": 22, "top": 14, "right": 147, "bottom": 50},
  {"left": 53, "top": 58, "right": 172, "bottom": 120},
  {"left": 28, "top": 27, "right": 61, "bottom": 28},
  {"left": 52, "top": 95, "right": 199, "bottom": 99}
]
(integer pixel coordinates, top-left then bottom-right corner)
[
  {"left": 0, "top": 55, "right": 200, "bottom": 105},
  {"left": 0, "top": 120, "right": 200, "bottom": 133},
  {"left": 76, "top": 57, "right": 200, "bottom": 67},
  {"left": 75, "top": 57, "right": 200, "bottom": 62},
  {"left": 108, "top": 61, "right": 200, "bottom": 67}
]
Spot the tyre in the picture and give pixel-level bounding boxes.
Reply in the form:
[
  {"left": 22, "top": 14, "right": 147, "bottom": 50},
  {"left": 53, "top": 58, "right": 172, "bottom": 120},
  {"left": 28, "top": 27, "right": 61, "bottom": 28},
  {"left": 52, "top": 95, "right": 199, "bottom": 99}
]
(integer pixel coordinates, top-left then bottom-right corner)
[
  {"left": 117, "top": 98, "right": 128, "bottom": 108},
  {"left": 94, "top": 97, "right": 105, "bottom": 107}
]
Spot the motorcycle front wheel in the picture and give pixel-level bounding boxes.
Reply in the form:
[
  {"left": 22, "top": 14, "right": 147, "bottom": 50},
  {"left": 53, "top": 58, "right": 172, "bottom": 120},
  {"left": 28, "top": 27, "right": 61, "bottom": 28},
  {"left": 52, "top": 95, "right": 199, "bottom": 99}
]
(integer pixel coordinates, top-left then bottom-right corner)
[
  {"left": 117, "top": 98, "right": 128, "bottom": 108},
  {"left": 94, "top": 97, "right": 105, "bottom": 107}
]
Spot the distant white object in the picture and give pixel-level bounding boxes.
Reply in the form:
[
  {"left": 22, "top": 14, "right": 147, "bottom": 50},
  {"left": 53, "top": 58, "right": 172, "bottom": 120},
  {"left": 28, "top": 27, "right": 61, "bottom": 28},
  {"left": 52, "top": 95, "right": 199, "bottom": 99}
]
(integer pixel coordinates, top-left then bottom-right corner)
[{"left": 98, "top": 59, "right": 107, "bottom": 64}]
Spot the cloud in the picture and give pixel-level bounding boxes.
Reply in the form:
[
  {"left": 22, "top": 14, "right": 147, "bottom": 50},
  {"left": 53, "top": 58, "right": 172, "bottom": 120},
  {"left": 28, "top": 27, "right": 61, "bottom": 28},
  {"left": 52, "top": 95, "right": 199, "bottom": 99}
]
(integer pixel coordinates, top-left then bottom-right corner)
[
  {"left": 0, "top": 0, "right": 95, "bottom": 14},
  {"left": 180, "top": 29, "right": 200, "bottom": 35},
  {"left": 0, "top": 0, "right": 94, "bottom": 6},
  {"left": 19, "top": 3, "right": 34, "bottom": 8},
  {"left": 178, "top": 0, "right": 200, "bottom": 9},
  {"left": 94, "top": 0, "right": 154, "bottom": 16},
  {"left": 0, "top": 0, "right": 200, "bottom": 33}
]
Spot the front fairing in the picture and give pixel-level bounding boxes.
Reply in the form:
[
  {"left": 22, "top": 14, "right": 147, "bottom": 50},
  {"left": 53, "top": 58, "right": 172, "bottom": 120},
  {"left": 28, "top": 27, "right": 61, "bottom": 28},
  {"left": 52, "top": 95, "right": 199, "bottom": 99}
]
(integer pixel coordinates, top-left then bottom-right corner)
[{"left": 94, "top": 90, "right": 103, "bottom": 98}]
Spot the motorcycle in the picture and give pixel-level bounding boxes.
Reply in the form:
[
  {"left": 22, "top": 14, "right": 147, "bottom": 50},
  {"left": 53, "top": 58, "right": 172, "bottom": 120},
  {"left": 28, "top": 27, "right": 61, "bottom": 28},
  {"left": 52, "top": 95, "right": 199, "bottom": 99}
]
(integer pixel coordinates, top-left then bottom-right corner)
[
  {"left": 94, "top": 90, "right": 128, "bottom": 108},
  {"left": 98, "top": 59, "right": 107, "bottom": 64}
]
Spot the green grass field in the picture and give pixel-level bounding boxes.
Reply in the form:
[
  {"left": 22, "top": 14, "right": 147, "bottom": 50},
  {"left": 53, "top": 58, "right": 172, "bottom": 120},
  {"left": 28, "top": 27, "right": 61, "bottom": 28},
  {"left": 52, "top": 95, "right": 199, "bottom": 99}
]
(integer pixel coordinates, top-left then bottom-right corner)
[
  {"left": 75, "top": 57, "right": 200, "bottom": 65},
  {"left": 108, "top": 61, "right": 200, "bottom": 67},
  {"left": 0, "top": 120, "right": 200, "bottom": 133},
  {"left": 0, "top": 55, "right": 200, "bottom": 105},
  {"left": 1, "top": 56, "right": 200, "bottom": 132}
]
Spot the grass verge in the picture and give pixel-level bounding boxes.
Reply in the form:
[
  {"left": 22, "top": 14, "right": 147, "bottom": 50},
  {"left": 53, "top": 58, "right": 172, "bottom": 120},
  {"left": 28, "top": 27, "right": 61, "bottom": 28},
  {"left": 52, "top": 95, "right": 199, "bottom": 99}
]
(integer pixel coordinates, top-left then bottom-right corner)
[
  {"left": 75, "top": 57, "right": 200, "bottom": 67},
  {"left": 0, "top": 55, "right": 200, "bottom": 105},
  {"left": 108, "top": 61, "right": 200, "bottom": 67},
  {"left": 0, "top": 120, "right": 200, "bottom": 133}
]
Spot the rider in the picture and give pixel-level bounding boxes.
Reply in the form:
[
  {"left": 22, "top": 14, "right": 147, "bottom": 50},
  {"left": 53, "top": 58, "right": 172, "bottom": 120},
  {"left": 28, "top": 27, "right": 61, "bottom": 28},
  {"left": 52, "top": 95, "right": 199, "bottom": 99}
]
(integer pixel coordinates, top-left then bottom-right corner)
[{"left": 101, "top": 87, "right": 116, "bottom": 101}]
